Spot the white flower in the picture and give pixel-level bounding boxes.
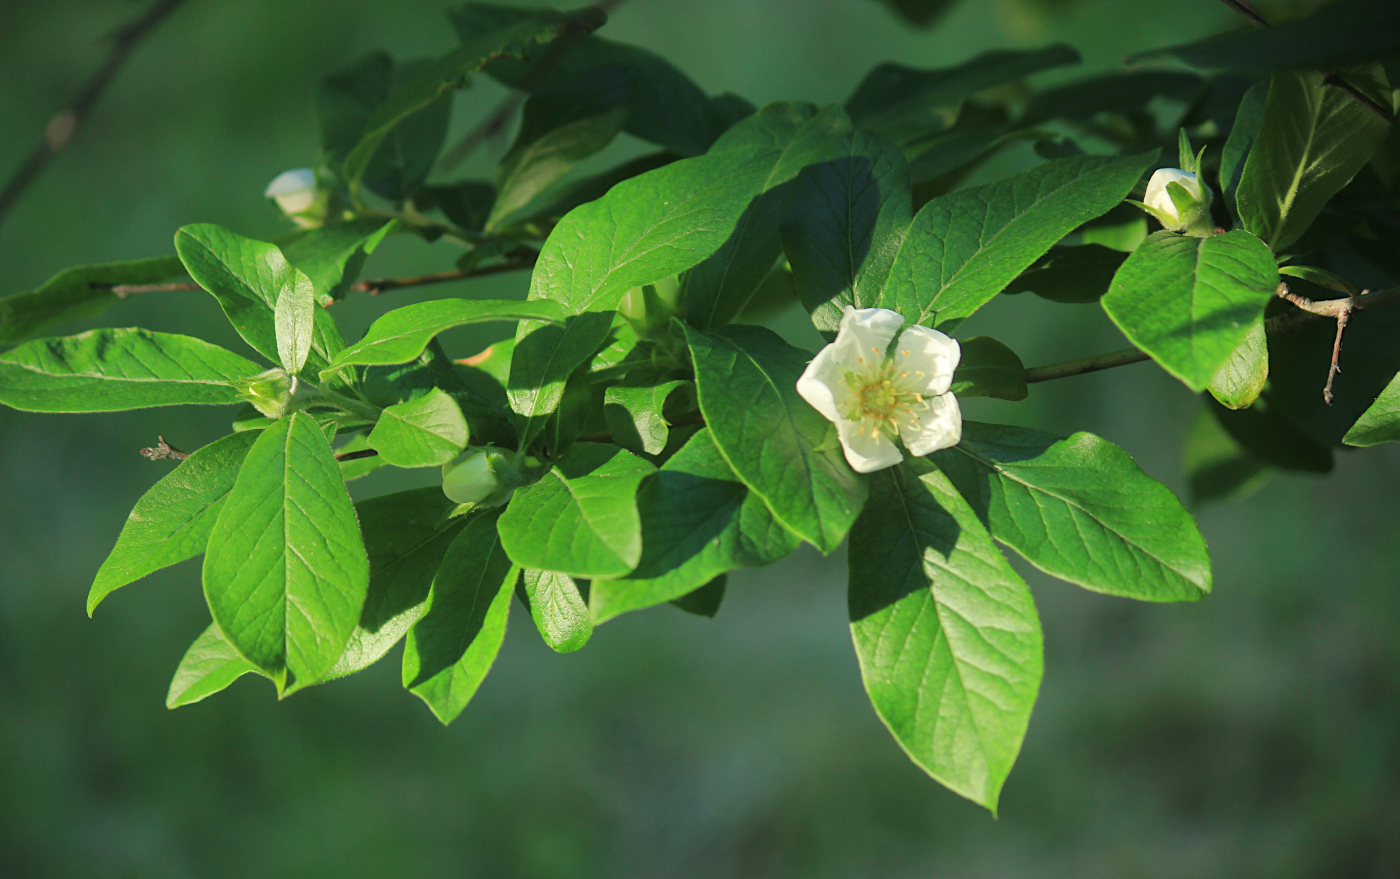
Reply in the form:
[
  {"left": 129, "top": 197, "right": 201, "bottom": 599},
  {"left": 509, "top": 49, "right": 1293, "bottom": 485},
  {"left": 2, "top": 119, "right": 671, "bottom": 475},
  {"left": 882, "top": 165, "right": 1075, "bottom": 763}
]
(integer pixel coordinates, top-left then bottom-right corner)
[
  {"left": 1143, "top": 167, "right": 1209, "bottom": 228},
  {"left": 442, "top": 451, "right": 499, "bottom": 504},
  {"left": 264, "top": 168, "right": 318, "bottom": 218},
  {"left": 796, "top": 307, "right": 962, "bottom": 474}
]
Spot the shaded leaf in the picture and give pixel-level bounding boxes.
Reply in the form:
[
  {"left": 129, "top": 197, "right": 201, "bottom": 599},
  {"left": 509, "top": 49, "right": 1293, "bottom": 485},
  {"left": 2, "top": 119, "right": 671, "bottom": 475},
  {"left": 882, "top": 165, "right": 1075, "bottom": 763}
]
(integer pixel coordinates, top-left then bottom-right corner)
[
  {"left": 948, "top": 337, "right": 1026, "bottom": 401},
  {"left": 1001, "top": 244, "right": 1126, "bottom": 304},
  {"left": 0, "top": 255, "right": 184, "bottom": 347}
]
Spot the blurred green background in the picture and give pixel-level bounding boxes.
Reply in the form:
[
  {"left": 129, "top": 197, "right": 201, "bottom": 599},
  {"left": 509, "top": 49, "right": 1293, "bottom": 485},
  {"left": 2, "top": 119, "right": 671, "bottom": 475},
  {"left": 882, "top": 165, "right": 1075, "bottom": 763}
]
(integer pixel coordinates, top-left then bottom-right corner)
[{"left": 3, "top": 0, "right": 1398, "bottom": 876}]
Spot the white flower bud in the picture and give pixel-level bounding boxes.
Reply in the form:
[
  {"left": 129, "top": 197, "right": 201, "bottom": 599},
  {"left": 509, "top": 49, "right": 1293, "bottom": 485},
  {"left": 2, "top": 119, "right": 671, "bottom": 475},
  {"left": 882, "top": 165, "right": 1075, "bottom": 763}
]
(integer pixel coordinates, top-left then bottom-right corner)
[
  {"left": 442, "top": 451, "right": 500, "bottom": 505},
  {"left": 1143, "top": 167, "right": 1212, "bottom": 233},
  {"left": 264, "top": 168, "right": 319, "bottom": 218}
]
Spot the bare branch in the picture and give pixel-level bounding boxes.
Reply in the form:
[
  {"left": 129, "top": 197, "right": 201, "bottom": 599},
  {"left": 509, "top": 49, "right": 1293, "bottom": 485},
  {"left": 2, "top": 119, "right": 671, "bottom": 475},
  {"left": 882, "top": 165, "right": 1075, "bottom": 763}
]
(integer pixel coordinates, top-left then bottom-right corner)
[{"left": 0, "top": 0, "right": 191, "bottom": 231}]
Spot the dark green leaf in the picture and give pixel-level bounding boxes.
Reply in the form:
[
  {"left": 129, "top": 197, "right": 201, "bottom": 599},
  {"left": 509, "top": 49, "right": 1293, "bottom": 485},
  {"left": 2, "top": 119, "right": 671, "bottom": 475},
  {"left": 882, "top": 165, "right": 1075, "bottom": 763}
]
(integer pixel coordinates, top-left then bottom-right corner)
[
  {"left": 1220, "top": 80, "right": 1268, "bottom": 208},
  {"left": 669, "top": 576, "right": 726, "bottom": 618},
  {"left": 327, "top": 488, "right": 463, "bottom": 680},
  {"left": 89, "top": 432, "right": 257, "bottom": 615},
  {"left": 934, "top": 421, "right": 1211, "bottom": 602},
  {"left": 590, "top": 428, "right": 799, "bottom": 624},
  {"left": 174, "top": 224, "right": 344, "bottom": 370},
  {"left": 1024, "top": 71, "right": 1203, "bottom": 122},
  {"left": 1001, "top": 244, "right": 1126, "bottom": 304},
  {"left": 1184, "top": 402, "right": 1271, "bottom": 505},
  {"left": 280, "top": 219, "right": 397, "bottom": 305},
  {"left": 1206, "top": 395, "right": 1333, "bottom": 473},
  {"left": 368, "top": 387, "right": 469, "bottom": 467},
  {"left": 497, "top": 443, "right": 654, "bottom": 578},
  {"left": 873, "top": 0, "right": 960, "bottom": 28},
  {"left": 683, "top": 102, "right": 854, "bottom": 330},
  {"left": 1236, "top": 68, "right": 1391, "bottom": 253},
  {"left": 326, "top": 298, "right": 565, "bottom": 374},
  {"left": 166, "top": 625, "right": 263, "bottom": 709},
  {"left": 203, "top": 411, "right": 370, "bottom": 691},
  {"left": 425, "top": 181, "right": 497, "bottom": 232},
  {"left": 402, "top": 509, "right": 516, "bottom": 724},
  {"left": 0, "top": 255, "right": 184, "bottom": 347},
  {"left": 0, "top": 328, "right": 257, "bottom": 412},
  {"left": 508, "top": 145, "right": 779, "bottom": 446},
  {"left": 1130, "top": 0, "right": 1400, "bottom": 71},
  {"left": 685, "top": 324, "right": 867, "bottom": 554},
  {"left": 948, "top": 337, "right": 1026, "bottom": 400},
  {"left": 603, "top": 375, "right": 693, "bottom": 457},
  {"left": 1101, "top": 230, "right": 1279, "bottom": 392},
  {"left": 520, "top": 569, "right": 592, "bottom": 653},
  {"left": 849, "top": 459, "right": 1041, "bottom": 813},
  {"left": 1345, "top": 371, "right": 1400, "bottom": 446},
  {"left": 879, "top": 152, "right": 1158, "bottom": 331},
  {"left": 1208, "top": 317, "right": 1268, "bottom": 409},
  {"left": 780, "top": 127, "right": 912, "bottom": 332}
]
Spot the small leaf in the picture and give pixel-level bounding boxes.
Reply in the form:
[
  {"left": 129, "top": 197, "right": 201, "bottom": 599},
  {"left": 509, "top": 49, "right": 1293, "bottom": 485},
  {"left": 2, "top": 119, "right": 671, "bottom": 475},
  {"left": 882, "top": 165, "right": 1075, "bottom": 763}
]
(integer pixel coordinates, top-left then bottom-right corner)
[
  {"left": 274, "top": 269, "right": 315, "bottom": 374},
  {"left": 325, "top": 298, "right": 565, "bottom": 374},
  {"left": 934, "top": 421, "right": 1212, "bottom": 602},
  {"left": 948, "top": 337, "right": 1026, "bottom": 401},
  {"left": 1101, "top": 230, "right": 1279, "bottom": 392},
  {"left": 603, "top": 375, "right": 693, "bottom": 457},
  {"left": 1345, "top": 371, "right": 1400, "bottom": 446},
  {"left": 402, "top": 509, "right": 517, "bottom": 724},
  {"left": 1236, "top": 68, "right": 1391, "bottom": 253},
  {"left": 166, "top": 625, "right": 263, "bottom": 709},
  {"left": 849, "top": 460, "right": 1042, "bottom": 813},
  {"left": 280, "top": 219, "right": 397, "bottom": 304},
  {"left": 1220, "top": 80, "right": 1268, "bottom": 207},
  {"left": 520, "top": 569, "right": 592, "bottom": 653},
  {"left": 497, "top": 443, "right": 655, "bottom": 579},
  {"left": 203, "top": 411, "right": 370, "bottom": 692},
  {"left": 669, "top": 576, "right": 726, "bottom": 618},
  {"left": 0, "top": 328, "right": 257, "bottom": 412},
  {"left": 1001, "top": 244, "right": 1126, "bottom": 304},
  {"left": 684, "top": 324, "right": 867, "bottom": 554},
  {"left": 590, "top": 428, "right": 799, "bottom": 624},
  {"left": 0, "top": 255, "right": 184, "bottom": 346},
  {"left": 89, "top": 432, "right": 258, "bottom": 615},
  {"left": 879, "top": 151, "right": 1158, "bottom": 331},
  {"left": 174, "top": 224, "right": 345, "bottom": 370},
  {"left": 367, "top": 387, "right": 469, "bottom": 468},
  {"left": 1208, "top": 317, "right": 1268, "bottom": 410}
]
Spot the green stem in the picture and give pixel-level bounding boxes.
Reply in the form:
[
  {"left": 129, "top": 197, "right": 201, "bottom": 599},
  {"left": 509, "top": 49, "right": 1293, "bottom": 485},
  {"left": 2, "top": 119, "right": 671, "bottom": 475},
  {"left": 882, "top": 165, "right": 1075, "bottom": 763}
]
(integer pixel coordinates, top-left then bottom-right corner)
[
  {"left": 1024, "top": 347, "right": 1150, "bottom": 383},
  {"left": 317, "top": 384, "right": 382, "bottom": 423}
]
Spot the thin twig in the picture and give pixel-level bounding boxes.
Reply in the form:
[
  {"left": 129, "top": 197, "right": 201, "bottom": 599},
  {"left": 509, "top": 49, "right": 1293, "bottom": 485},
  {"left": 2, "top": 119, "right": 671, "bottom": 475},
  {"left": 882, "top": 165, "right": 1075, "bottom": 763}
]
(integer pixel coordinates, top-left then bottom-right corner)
[
  {"left": 94, "top": 255, "right": 536, "bottom": 298},
  {"left": 1323, "top": 298, "right": 1352, "bottom": 404},
  {"left": 1025, "top": 285, "right": 1400, "bottom": 385},
  {"left": 0, "top": 0, "right": 190, "bottom": 231},
  {"left": 1215, "top": 0, "right": 1397, "bottom": 124},
  {"left": 438, "top": 0, "right": 629, "bottom": 171},
  {"left": 139, "top": 436, "right": 189, "bottom": 461}
]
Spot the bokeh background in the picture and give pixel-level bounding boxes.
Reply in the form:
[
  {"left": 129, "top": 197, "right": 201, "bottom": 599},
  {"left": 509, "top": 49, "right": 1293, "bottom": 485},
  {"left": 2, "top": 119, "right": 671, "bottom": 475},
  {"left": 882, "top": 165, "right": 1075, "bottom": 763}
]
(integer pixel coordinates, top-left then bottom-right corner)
[{"left": 3, "top": 0, "right": 1398, "bottom": 876}]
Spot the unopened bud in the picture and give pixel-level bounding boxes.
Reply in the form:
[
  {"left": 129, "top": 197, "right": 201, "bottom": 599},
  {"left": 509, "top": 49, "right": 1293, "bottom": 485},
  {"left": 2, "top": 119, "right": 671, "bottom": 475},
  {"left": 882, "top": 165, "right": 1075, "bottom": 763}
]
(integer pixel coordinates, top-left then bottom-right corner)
[
  {"left": 442, "top": 450, "right": 503, "bottom": 505},
  {"left": 234, "top": 368, "right": 294, "bottom": 419},
  {"left": 1141, "top": 167, "right": 1214, "bottom": 236},
  {"left": 264, "top": 168, "right": 323, "bottom": 227}
]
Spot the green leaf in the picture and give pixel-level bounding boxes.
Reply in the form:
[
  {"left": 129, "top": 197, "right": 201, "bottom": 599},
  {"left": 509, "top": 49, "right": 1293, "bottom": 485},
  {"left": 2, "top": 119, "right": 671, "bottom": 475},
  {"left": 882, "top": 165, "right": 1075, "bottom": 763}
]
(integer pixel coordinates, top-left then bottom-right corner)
[
  {"left": 325, "top": 298, "right": 565, "bottom": 374},
  {"left": 1184, "top": 402, "right": 1271, "bottom": 505},
  {"left": 174, "top": 224, "right": 344, "bottom": 370},
  {"left": 520, "top": 569, "right": 592, "bottom": 653},
  {"left": 367, "top": 387, "right": 469, "bottom": 467},
  {"left": 274, "top": 269, "right": 315, "bottom": 374},
  {"left": 335, "top": 434, "right": 388, "bottom": 482},
  {"left": 590, "top": 428, "right": 799, "bottom": 624},
  {"left": 1025, "top": 71, "right": 1202, "bottom": 123},
  {"left": 280, "top": 219, "right": 397, "bottom": 305},
  {"left": 682, "top": 102, "right": 854, "bottom": 330},
  {"left": 1130, "top": 0, "right": 1400, "bottom": 71},
  {"left": 1236, "top": 68, "right": 1392, "bottom": 253},
  {"left": 1206, "top": 395, "right": 1333, "bottom": 473},
  {"left": 497, "top": 443, "right": 655, "bottom": 579},
  {"left": 342, "top": 9, "right": 597, "bottom": 193},
  {"left": 166, "top": 625, "right": 263, "bottom": 709},
  {"left": 873, "top": 0, "right": 960, "bottom": 28},
  {"left": 684, "top": 324, "right": 867, "bottom": 554},
  {"left": 849, "top": 460, "right": 1042, "bottom": 813},
  {"left": 488, "top": 76, "right": 629, "bottom": 230},
  {"left": 1345, "top": 371, "right": 1400, "bottom": 446},
  {"left": 1001, "top": 244, "right": 1126, "bottom": 304},
  {"left": 603, "top": 375, "right": 693, "bottom": 457},
  {"left": 879, "top": 151, "right": 1158, "bottom": 331},
  {"left": 89, "top": 432, "right": 258, "bottom": 615},
  {"left": 0, "top": 255, "right": 184, "bottom": 347},
  {"left": 203, "top": 411, "right": 369, "bottom": 691},
  {"left": 1220, "top": 80, "right": 1268, "bottom": 208},
  {"left": 780, "top": 127, "right": 912, "bottom": 332},
  {"left": 1208, "top": 317, "right": 1268, "bottom": 410},
  {"left": 327, "top": 487, "right": 463, "bottom": 680},
  {"left": 402, "top": 509, "right": 516, "bottom": 724},
  {"left": 846, "top": 45, "right": 1080, "bottom": 143},
  {"left": 508, "top": 144, "right": 779, "bottom": 446},
  {"left": 933, "top": 421, "right": 1211, "bottom": 602},
  {"left": 948, "top": 337, "right": 1026, "bottom": 401},
  {"left": 0, "top": 328, "right": 257, "bottom": 412},
  {"left": 669, "top": 576, "right": 726, "bottom": 618},
  {"left": 1101, "top": 230, "right": 1279, "bottom": 392}
]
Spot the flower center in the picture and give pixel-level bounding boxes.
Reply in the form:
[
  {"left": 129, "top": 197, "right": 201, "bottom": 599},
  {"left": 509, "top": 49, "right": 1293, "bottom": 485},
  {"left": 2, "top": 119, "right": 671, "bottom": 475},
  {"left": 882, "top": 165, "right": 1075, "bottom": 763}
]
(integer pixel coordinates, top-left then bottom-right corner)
[{"left": 840, "top": 357, "right": 927, "bottom": 437}]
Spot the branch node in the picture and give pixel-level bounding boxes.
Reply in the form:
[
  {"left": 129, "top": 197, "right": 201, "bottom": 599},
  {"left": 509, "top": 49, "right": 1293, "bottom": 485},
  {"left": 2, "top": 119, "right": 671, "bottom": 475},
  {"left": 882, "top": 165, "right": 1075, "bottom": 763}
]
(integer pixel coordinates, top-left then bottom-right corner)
[{"left": 139, "top": 436, "right": 189, "bottom": 461}]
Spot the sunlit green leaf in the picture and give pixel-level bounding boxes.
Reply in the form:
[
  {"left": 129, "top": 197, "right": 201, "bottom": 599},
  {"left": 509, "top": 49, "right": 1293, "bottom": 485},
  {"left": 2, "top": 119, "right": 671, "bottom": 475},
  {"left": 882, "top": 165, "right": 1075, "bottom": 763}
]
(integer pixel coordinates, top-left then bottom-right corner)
[{"left": 0, "top": 256, "right": 184, "bottom": 347}]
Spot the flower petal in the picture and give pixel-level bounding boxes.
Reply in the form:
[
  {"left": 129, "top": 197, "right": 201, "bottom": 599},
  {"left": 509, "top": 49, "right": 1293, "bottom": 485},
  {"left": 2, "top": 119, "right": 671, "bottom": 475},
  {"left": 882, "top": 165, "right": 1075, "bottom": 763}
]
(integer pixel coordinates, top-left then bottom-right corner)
[
  {"left": 830, "top": 307, "right": 904, "bottom": 373},
  {"left": 836, "top": 419, "right": 904, "bottom": 473},
  {"left": 900, "top": 393, "right": 962, "bottom": 456},
  {"left": 894, "top": 325, "right": 960, "bottom": 397},
  {"left": 797, "top": 343, "right": 848, "bottom": 423}
]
